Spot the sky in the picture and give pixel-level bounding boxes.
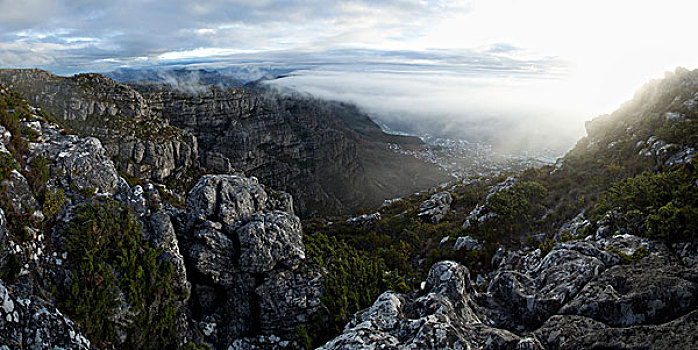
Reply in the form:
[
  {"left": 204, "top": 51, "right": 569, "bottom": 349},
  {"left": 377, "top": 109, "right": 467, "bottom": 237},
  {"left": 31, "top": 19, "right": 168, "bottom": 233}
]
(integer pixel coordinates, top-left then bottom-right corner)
[{"left": 1, "top": 0, "right": 697, "bottom": 153}]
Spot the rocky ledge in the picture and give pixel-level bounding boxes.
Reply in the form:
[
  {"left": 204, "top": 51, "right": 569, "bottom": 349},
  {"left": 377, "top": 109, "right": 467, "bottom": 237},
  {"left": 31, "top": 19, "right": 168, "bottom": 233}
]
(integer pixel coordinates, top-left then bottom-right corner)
[{"left": 322, "top": 232, "right": 698, "bottom": 349}]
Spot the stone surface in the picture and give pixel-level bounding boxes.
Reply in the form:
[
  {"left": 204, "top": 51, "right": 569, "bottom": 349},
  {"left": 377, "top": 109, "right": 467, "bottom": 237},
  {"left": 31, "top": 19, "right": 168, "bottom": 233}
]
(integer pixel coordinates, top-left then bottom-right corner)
[
  {"left": 236, "top": 212, "right": 304, "bottom": 273},
  {"left": 323, "top": 234, "right": 698, "bottom": 349},
  {"left": 32, "top": 133, "right": 123, "bottom": 195},
  {"left": 178, "top": 174, "right": 318, "bottom": 348},
  {"left": 346, "top": 212, "right": 381, "bottom": 226},
  {"left": 417, "top": 191, "right": 452, "bottom": 224},
  {"left": 0, "top": 279, "right": 91, "bottom": 349}
]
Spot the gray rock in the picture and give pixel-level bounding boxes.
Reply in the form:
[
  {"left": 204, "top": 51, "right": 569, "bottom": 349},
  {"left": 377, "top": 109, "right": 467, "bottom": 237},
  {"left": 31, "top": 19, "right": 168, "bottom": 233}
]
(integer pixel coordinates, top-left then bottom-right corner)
[
  {"left": 453, "top": 236, "right": 483, "bottom": 251},
  {"left": 0, "top": 170, "right": 40, "bottom": 217},
  {"left": 148, "top": 211, "right": 191, "bottom": 301},
  {"left": 236, "top": 212, "right": 304, "bottom": 273},
  {"left": 187, "top": 222, "right": 237, "bottom": 286},
  {"left": 178, "top": 174, "right": 315, "bottom": 347},
  {"left": 324, "top": 233, "right": 698, "bottom": 348},
  {"left": 417, "top": 191, "right": 452, "bottom": 224},
  {"left": 256, "top": 268, "right": 323, "bottom": 334},
  {"left": 32, "top": 134, "right": 122, "bottom": 195},
  {"left": 346, "top": 212, "right": 381, "bottom": 226},
  {"left": 321, "top": 261, "right": 523, "bottom": 349},
  {"left": 186, "top": 175, "right": 270, "bottom": 224},
  {"left": 0, "top": 279, "right": 91, "bottom": 349}
]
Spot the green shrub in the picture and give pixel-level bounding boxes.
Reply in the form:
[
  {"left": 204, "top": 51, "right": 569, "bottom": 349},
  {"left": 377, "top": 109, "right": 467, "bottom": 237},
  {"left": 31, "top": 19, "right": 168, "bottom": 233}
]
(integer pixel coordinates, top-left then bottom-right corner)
[
  {"left": 591, "top": 162, "right": 698, "bottom": 242},
  {"left": 303, "top": 231, "right": 404, "bottom": 346},
  {"left": 484, "top": 181, "right": 547, "bottom": 235},
  {"left": 646, "top": 202, "right": 698, "bottom": 242},
  {"left": 0, "top": 152, "right": 17, "bottom": 180},
  {"left": 42, "top": 187, "right": 66, "bottom": 218},
  {"left": 59, "top": 199, "right": 181, "bottom": 348}
]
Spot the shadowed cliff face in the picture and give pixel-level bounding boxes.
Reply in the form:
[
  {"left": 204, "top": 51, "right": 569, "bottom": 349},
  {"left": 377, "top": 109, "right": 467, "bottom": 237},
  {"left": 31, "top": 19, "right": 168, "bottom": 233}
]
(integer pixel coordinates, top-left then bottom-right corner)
[{"left": 136, "top": 83, "right": 449, "bottom": 216}]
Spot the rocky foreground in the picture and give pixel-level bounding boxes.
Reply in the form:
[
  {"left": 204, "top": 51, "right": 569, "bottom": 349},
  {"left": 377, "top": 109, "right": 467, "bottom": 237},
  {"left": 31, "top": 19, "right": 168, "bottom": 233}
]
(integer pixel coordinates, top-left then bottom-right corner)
[{"left": 322, "top": 234, "right": 698, "bottom": 349}]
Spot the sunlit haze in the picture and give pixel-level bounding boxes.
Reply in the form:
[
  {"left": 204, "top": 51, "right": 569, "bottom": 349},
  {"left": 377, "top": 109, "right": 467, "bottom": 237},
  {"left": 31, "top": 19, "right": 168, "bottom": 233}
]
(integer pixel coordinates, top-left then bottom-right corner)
[{"left": 1, "top": 0, "right": 697, "bottom": 153}]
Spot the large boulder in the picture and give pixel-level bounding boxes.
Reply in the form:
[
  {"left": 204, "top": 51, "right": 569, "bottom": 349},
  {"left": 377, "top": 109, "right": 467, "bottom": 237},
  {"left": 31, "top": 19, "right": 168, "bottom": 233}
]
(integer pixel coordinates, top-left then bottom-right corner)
[
  {"left": 178, "top": 174, "right": 317, "bottom": 347},
  {"left": 32, "top": 132, "right": 123, "bottom": 195}
]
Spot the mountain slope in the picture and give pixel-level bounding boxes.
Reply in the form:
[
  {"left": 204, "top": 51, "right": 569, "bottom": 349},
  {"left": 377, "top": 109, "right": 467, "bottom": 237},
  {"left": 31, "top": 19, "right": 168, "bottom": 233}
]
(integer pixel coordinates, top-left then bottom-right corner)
[
  {"left": 306, "top": 67, "right": 698, "bottom": 348},
  {"left": 134, "top": 82, "right": 448, "bottom": 216},
  {"left": 0, "top": 69, "right": 449, "bottom": 217}
]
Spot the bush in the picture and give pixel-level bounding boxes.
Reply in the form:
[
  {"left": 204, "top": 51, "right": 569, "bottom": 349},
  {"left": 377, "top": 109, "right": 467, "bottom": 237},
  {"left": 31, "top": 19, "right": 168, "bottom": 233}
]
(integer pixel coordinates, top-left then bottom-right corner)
[
  {"left": 42, "top": 187, "right": 66, "bottom": 218},
  {"left": 303, "top": 231, "right": 404, "bottom": 346},
  {"left": 0, "top": 152, "right": 17, "bottom": 180},
  {"left": 591, "top": 162, "right": 698, "bottom": 242},
  {"left": 59, "top": 199, "right": 182, "bottom": 348}
]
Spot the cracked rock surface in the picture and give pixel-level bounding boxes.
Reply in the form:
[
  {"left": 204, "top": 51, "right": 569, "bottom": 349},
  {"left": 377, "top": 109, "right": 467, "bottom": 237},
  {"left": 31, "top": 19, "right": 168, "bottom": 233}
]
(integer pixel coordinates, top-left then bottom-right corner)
[{"left": 322, "top": 233, "right": 698, "bottom": 349}]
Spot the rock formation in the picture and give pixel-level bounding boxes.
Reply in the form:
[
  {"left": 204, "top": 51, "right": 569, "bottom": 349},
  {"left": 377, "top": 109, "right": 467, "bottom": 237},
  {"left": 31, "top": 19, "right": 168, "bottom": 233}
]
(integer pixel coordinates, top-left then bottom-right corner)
[
  {"left": 0, "top": 69, "right": 199, "bottom": 183},
  {"left": 322, "top": 233, "right": 698, "bottom": 349}
]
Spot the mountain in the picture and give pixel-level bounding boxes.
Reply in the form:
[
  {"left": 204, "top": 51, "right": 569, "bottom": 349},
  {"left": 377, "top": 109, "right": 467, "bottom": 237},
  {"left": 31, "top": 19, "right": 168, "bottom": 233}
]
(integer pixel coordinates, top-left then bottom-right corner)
[
  {"left": 0, "top": 69, "right": 448, "bottom": 216},
  {"left": 105, "top": 68, "right": 246, "bottom": 88},
  {"left": 0, "top": 67, "right": 696, "bottom": 349},
  {"left": 104, "top": 66, "right": 296, "bottom": 87},
  {"left": 310, "top": 67, "right": 698, "bottom": 348}
]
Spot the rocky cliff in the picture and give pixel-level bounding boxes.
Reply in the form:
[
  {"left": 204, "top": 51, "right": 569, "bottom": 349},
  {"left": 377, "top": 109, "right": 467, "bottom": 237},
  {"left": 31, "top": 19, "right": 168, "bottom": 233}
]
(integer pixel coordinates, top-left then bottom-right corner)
[
  {"left": 0, "top": 69, "right": 448, "bottom": 217},
  {"left": 0, "top": 86, "right": 319, "bottom": 348},
  {"left": 0, "top": 69, "right": 199, "bottom": 183},
  {"left": 136, "top": 83, "right": 448, "bottom": 216}
]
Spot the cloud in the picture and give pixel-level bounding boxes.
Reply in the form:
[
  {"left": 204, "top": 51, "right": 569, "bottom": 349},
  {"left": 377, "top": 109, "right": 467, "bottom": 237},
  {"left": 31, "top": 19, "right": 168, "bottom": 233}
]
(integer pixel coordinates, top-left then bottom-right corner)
[
  {"left": 263, "top": 57, "right": 590, "bottom": 155},
  {"left": 0, "top": 0, "right": 470, "bottom": 72}
]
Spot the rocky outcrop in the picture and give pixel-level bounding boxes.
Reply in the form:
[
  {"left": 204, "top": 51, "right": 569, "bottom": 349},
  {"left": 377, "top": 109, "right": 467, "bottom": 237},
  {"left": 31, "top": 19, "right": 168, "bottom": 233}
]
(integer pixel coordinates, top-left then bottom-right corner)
[
  {"left": 322, "top": 233, "right": 698, "bottom": 348},
  {"left": 418, "top": 191, "right": 452, "bottom": 224},
  {"left": 346, "top": 212, "right": 381, "bottom": 226},
  {"left": 175, "top": 175, "right": 320, "bottom": 347},
  {"left": 32, "top": 133, "right": 123, "bottom": 195},
  {"left": 0, "top": 69, "right": 199, "bottom": 182},
  {"left": 0, "top": 279, "right": 91, "bottom": 349}
]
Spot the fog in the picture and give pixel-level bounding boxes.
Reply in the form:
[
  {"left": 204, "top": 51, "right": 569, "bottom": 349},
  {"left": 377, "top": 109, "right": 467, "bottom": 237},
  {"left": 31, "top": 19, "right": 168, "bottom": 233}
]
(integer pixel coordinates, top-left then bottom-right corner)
[{"left": 266, "top": 69, "right": 594, "bottom": 156}]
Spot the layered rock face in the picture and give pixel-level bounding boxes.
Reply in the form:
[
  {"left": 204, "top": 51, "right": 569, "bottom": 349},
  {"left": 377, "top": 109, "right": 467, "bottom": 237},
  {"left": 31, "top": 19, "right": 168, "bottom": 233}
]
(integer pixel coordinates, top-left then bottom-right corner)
[
  {"left": 322, "top": 234, "right": 698, "bottom": 349},
  {"left": 0, "top": 69, "right": 199, "bottom": 182},
  {"left": 138, "top": 84, "right": 448, "bottom": 216}
]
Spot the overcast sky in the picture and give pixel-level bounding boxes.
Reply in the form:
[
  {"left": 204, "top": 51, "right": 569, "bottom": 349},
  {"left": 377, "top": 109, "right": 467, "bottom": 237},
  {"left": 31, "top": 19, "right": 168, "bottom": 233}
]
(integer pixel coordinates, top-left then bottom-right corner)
[{"left": 2, "top": 0, "right": 697, "bottom": 152}]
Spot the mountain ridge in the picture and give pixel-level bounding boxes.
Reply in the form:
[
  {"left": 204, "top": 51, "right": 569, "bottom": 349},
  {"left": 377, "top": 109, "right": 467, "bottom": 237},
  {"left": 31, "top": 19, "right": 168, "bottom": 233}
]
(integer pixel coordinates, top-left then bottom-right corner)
[{"left": 0, "top": 69, "right": 449, "bottom": 217}]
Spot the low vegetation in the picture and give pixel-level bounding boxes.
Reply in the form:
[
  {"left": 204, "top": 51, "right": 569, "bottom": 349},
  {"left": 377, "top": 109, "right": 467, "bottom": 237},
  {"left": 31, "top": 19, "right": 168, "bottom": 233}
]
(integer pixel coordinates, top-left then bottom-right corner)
[{"left": 58, "top": 199, "right": 182, "bottom": 349}]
